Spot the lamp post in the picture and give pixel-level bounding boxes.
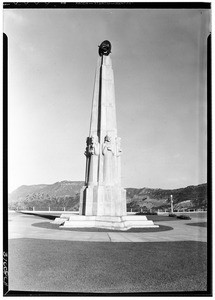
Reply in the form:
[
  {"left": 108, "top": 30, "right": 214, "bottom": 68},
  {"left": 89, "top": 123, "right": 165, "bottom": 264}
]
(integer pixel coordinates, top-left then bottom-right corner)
[{"left": 170, "top": 195, "right": 174, "bottom": 214}]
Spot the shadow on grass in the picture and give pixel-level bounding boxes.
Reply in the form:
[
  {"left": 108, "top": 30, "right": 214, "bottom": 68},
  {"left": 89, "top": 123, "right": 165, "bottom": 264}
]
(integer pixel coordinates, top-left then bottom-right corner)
[
  {"left": 20, "top": 212, "right": 57, "bottom": 220},
  {"left": 186, "top": 222, "right": 207, "bottom": 228},
  {"left": 31, "top": 221, "right": 173, "bottom": 232},
  {"left": 145, "top": 215, "right": 178, "bottom": 222}
]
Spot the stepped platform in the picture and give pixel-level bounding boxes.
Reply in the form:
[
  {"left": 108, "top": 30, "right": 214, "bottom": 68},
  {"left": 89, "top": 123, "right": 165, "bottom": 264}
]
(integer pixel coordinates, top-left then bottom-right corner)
[{"left": 52, "top": 214, "right": 159, "bottom": 231}]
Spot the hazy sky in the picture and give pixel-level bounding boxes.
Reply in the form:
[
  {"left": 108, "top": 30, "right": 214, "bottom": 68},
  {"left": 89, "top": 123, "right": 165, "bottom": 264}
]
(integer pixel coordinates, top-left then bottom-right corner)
[{"left": 4, "top": 8, "right": 210, "bottom": 192}]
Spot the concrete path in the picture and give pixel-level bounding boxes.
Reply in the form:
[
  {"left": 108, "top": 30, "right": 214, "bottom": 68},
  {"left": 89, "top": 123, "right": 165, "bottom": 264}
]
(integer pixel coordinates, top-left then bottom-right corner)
[{"left": 8, "top": 212, "right": 207, "bottom": 243}]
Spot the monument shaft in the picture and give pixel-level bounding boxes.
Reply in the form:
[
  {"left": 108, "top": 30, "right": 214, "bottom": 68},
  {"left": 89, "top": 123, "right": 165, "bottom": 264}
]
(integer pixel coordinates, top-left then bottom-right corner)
[
  {"left": 53, "top": 41, "right": 158, "bottom": 230},
  {"left": 79, "top": 55, "right": 126, "bottom": 216}
]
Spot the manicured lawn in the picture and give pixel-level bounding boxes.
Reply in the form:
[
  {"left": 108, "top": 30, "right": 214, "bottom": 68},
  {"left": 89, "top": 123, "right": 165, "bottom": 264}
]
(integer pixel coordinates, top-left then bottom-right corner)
[
  {"left": 9, "top": 239, "right": 207, "bottom": 294},
  {"left": 145, "top": 215, "right": 178, "bottom": 222},
  {"left": 186, "top": 222, "right": 207, "bottom": 228}
]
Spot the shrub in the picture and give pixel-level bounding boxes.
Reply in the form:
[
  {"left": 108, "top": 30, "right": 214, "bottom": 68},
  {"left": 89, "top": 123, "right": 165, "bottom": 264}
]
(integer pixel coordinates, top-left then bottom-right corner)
[
  {"left": 169, "top": 213, "right": 176, "bottom": 217},
  {"left": 136, "top": 212, "right": 157, "bottom": 216},
  {"left": 177, "top": 215, "right": 191, "bottom": 220}
]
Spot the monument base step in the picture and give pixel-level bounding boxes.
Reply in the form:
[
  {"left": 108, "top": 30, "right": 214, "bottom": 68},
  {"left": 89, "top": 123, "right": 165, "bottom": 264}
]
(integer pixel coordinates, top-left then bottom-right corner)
[
  {"left": 51, "top": 217, "right": 69, "bottom": 225},
  {"left": 54, "top": 215, "right": 159, "bottom": 231}
]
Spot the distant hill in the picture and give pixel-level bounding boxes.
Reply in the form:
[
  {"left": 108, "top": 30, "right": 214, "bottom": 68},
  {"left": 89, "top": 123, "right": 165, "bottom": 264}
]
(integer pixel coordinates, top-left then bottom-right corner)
[
  {"left": 9, "top": 181, "right": 84, "bottom": 211},
  {"left": 9, "top": 181, "right": 84, "bottom": 202},
  {"left": 126, "top": 183, "right": 207, "bottom": 212},
  {"left": 8, "top": 181, "right": 207, "bottom": 211}
]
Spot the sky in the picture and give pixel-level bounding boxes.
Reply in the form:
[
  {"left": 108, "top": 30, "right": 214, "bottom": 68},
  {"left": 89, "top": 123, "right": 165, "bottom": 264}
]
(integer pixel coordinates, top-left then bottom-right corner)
[{"left": 4, "top": 8, "right": 210, "bottom": 192}]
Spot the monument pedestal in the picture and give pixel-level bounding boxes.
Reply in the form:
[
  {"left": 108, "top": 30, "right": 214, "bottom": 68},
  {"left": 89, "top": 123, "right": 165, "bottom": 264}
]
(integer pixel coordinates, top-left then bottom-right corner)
[
  {"left": 79, "top": 184, "right": 126, "bottom": 216},
  {"left": 57, "top": 215, "right": 158, "bottom": 231}
]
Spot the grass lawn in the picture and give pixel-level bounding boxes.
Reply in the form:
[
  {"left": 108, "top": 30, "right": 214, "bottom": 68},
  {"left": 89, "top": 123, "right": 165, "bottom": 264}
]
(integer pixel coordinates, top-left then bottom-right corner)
[
  {"left": 8, "top": 239, "right": 207, "bottom": 294},
  {"left": 145, "top": 215, "right": 178, "bottom": 222},
  {"left": 186, "top": 222, "right": 207, "bottom": 228}
]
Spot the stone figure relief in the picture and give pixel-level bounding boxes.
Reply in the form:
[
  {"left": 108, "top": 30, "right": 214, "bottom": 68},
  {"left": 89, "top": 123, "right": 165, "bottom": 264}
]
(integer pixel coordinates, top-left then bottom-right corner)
[
  {"left": 114, "top": 137, "right": 122, "bottom": 185},
  {"left": 102, "top": 135, "right": 114, "bottom": 155},
  {"left": 85, "top": 135, "right": 99, "bottom": 185},
  {"left": 115, "top": 137, "right": 122, "bottom": 156},
  {"left": 84, "top": 137, "right": 91, "bottom": 158},
  {"left": 85, "top": 135, "right": 99, "bottom": 157},
  {"left": 102, "top": 135, "right": 115, "bottom": 184}
]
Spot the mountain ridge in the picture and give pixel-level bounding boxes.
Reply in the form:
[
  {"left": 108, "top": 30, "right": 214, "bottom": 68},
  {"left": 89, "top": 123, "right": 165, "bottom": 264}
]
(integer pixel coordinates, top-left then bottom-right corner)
[{"left": 8, "top": 181, "right": 207, "bottom": 211}]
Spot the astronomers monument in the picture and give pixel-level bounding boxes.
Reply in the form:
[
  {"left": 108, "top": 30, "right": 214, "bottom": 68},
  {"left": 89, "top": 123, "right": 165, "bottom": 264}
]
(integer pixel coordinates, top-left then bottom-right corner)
[
  {"left": 55, "top": 41, "right": 157, "bottom": 230},
  {"left": 79, "top": 40, "right": 127, "bottom": 217}
]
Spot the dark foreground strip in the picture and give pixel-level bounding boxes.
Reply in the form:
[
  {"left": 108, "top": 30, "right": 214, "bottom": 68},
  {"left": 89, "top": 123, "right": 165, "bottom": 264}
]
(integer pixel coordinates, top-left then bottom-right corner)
[{"left": 8, "top": 239, "right": 208, "bottom": 295}]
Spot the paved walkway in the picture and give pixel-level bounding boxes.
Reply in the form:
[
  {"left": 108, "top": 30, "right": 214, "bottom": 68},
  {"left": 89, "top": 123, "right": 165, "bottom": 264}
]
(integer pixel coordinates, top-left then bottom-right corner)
[{"left": 8, "top": 212, "right": 207, "bottom": 243}]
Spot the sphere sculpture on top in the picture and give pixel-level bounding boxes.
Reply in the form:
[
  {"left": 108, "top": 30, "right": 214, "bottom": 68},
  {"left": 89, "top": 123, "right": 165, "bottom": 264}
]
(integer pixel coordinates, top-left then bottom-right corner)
[{"left": 98, "top": 40, "right": 112, "bottom": 56}]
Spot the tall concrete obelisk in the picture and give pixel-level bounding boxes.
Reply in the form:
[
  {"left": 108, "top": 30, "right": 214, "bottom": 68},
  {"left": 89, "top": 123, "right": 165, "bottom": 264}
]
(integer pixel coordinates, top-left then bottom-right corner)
[
  {"left": 55, "top": 41, "right": 158, "bottom": 230},
  {"left": 79, "top": 40, "right": 127, "bottom": 216}
]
